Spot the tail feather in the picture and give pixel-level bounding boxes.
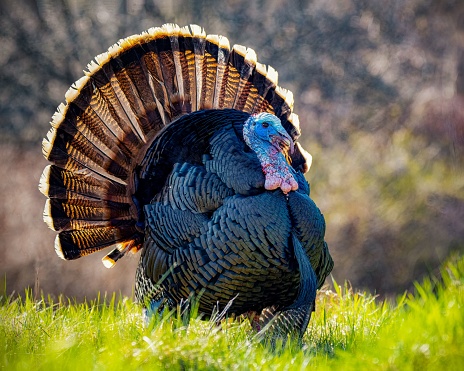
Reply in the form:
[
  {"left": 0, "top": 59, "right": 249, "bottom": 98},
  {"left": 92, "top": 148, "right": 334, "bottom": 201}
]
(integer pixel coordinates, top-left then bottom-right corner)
[
  {"left": 124, "top": 48, "right": 167, "bottom": 137},
  {"left": 201, "top": 34, "right": 219, "bottom": 110},
  {"left": 40, "top": 23, "right": 303, "bottom": 266},
  {"left": 139, "top": 42, "right": 172, "bottom": 126},
  {"left": 166, "top": 24, "right": 190, "bottom": 115},
  {"left": 251, "top": 64, "right": 277, "bottom": 115},
  {"left": 40, "top": 165, "right": 129, "bottom": 203},
  {"left": 231, "top": 46, "right": 257, "bottom": 111},
  {"left": 107, "top": 66, "right": 147, "bottom": 143},
  {"left": 190, "top": 24, "right": 207, "bottom": 111},
  {"left": 212, "top": 35, "right": 231, "bottom": 109},
  {"left": 44, "top": 198, "right": 132, "bottom": 228},
  {"left": 84, "top": 86, "right": 141, "bottom": 154},
  {"left": 58, "top": 102, "right": 134, "bottom": 166},
  {"left": 220, "top": 46, "right": 241, "bottom": 110},
  {"left": 55, "top": 226, "right": 140, "bottom": 260},
  {"left": 110, "top": 62, "right": 153, "bottom": 142},
  {"left": 44, "top": 126, "right": 130, "bottom": 179},
  {"left": 93, "top": 59, "right": 148, "bottom": 146}
]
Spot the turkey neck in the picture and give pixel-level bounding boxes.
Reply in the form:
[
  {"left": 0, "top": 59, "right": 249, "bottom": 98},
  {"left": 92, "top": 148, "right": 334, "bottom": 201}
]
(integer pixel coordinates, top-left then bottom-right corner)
[{"left": 259, "top": 149, "right": 295, "bottom": 192}]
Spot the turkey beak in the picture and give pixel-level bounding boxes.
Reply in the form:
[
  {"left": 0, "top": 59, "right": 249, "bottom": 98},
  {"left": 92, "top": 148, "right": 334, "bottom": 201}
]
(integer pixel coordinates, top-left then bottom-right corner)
[
  {"left": 273, "top": 131, "right": 294, "bottom": 155},
  {"left": 270, "top": 130, "right": 294, "bottom": 166}
]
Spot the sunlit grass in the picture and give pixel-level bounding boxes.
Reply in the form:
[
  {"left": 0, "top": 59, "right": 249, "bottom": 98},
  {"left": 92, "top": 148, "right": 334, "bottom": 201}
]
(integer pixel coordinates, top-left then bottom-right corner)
[{"left": 1, "top": 255, "right": 463, "bottom": 370}]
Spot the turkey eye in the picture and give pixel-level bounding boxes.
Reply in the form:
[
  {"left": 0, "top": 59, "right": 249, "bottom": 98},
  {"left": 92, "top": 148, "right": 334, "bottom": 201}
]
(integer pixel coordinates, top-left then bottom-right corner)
[{"left": 262, "top": 122, "right": 269, "bottom": 128}]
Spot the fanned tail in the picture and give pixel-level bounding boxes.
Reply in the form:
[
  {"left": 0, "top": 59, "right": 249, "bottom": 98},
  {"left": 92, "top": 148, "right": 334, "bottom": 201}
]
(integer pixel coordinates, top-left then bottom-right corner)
[{"left": 40, "top": 23, "right": 306, "bottom": 267}]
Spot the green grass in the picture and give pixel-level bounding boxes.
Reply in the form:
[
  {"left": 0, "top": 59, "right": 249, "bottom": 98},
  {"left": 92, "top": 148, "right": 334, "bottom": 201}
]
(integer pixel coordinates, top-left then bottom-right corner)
[{"left": 1, "top": 256, "right": 463, "bottom": 370}]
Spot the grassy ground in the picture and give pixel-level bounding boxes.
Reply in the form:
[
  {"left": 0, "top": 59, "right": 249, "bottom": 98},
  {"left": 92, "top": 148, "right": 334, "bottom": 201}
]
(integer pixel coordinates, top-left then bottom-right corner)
[{"left": 1, "top": 256, "right": 463, "bottom": 370}]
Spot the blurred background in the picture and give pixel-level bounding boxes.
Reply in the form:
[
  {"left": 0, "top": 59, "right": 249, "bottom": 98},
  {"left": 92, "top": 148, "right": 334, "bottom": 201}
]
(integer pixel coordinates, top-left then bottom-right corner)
[{"left": 0, "top": 0, "right": 463, "bottom": 301}]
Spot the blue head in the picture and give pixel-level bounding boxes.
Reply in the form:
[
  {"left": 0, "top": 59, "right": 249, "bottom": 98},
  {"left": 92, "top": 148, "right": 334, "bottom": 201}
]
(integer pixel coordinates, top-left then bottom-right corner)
[
  {"left": 243, "top": 112, "right": 294, "bottom": 155},
  {"left": 243, "top": 113, "right": 298, "bottom": 193}
]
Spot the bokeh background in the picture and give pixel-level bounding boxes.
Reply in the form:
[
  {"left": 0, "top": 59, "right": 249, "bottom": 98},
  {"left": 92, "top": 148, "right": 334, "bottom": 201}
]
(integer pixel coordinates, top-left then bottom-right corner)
[{"left": 1, "top": 0, "right": 463, "bottom": 300}]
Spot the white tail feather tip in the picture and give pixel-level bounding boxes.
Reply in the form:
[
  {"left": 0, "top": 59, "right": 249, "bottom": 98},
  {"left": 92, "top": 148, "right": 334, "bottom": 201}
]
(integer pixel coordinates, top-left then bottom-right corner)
[
  {"left": 233, "top": 44, "right": 247, "bottom": 57},
  {"left": 266, "top": 65, "right": 278, "bottom": 85},
  {"left": 245, "top": 48, "right": 257, "bottom": 64},
  {"left": 54, "top": 235, "right": 66, "bottom": 260},
  {"left": 38, "top": 165, "right": 51, "bottom": 197},
  {"left": 102, "top": 255, "right": 116, "bottom": 268},
  {"left": 189, "top": 24, "right": 205, "bottom": 37}
]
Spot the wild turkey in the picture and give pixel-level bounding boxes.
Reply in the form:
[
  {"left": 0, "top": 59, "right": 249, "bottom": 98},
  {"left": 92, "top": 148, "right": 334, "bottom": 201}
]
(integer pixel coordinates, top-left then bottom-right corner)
[{"left": 39, "top": 24, "right": 333, "bottom": 340}]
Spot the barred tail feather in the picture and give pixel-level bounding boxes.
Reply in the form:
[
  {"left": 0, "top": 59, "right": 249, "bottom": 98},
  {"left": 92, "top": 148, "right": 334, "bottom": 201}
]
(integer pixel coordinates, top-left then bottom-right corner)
[
  {"left": 55, "top": 226, "right": 141, "bottom": 260},
  {"left": 40, "top": 23, "right": 302, "bottom": 266},
  {"left": 212, "top": 36, "right": 231, "bottom": 109},
  {"left": 40, "top": 165, "right": 130, "bottom": 203}
]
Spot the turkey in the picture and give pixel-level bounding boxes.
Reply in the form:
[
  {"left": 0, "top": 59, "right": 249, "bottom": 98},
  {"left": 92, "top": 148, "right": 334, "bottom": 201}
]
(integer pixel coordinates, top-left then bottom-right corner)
[{"left": 39, "top": 24, "right": 333, "bottom": 340}]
